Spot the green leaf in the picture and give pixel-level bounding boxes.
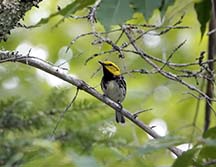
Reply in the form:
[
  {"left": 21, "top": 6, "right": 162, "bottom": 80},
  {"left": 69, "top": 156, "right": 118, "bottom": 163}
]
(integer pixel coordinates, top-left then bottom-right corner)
[
  {"left": 172, "top": 148, "right": 199, "bottom": 167},
  {"left": 131, "top": 0, "right": 162, "bottom": 20},
  {"left": 30, "top": 0, "right": 97, "bottom": 28},
  {"left": 97, "top": 0, "right": 133, "bottom": 30},
  {"left": 136, "top": 136, "right": 186, "bottom": 155},
  {"left": 22, "top": 140, "right": 74, "bottom": 167},
  {"left": 201, "top": 138, "right": 216, "bottom": 146},
  {"left": 159, "top": 0, "right": 175, "bottom": 17},
  {"left": 203, "top": 126, "right": 216, "bottom": 139},
  {"left": 196, "top": 127, "right": 216, "bottom": 160},
  {"left": 194, "top": 0, "right": 211, "bottom": 39},
  {"left": 199, "top": 146, "right": 216, "bottom": 159},
  {"left": 70, "top": 152, "right": 100, "bottom": 167},
  {"left": 59, "top": 0, "right": 97, "bottom": 16}
]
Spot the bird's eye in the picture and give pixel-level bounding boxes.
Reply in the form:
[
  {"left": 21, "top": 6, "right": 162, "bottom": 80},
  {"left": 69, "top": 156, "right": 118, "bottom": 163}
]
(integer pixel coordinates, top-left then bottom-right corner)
[{"left": 105, "top": 63, "right": 112, "bottom": 66}]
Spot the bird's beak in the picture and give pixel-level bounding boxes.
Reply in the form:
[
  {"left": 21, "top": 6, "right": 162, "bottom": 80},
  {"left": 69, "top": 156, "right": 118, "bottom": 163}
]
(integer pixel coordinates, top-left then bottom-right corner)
[{"left": 98, "top": 61, "right": 103, "bottom": 65}]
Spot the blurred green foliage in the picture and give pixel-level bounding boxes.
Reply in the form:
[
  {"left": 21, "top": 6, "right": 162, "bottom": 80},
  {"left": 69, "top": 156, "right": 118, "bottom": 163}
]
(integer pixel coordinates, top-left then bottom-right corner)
[{"left": 0, "top": 0, "right": 215, "bottom": 166}]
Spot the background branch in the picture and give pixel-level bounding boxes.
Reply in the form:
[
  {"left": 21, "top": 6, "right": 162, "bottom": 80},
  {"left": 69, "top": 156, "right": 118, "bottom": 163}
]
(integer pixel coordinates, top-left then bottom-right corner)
[{"left": 204, "top": 0, "right": 216, "bottom": 131}]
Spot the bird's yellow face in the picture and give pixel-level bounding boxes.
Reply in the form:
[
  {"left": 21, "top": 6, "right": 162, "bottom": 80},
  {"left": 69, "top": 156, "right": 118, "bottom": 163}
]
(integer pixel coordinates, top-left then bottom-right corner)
[{"left": 99, "top": 61, "right": 121, "bottom": 76}]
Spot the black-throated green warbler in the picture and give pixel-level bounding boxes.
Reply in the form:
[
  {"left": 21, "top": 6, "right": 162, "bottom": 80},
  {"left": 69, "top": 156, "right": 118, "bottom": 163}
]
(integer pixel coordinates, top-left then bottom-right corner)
[{"left": 99, "top": 61, "right": 127, "bottom": 123}]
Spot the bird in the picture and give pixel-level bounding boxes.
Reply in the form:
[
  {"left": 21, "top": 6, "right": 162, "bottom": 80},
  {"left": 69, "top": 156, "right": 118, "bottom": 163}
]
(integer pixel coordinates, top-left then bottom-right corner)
[{"left": 99, "top": 60, "right": 127, "bottom": 123}]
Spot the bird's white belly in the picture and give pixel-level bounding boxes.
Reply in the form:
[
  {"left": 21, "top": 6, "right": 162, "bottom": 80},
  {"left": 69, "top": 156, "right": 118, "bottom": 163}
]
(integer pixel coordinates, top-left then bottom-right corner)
[{"left": 104, "top": 80, "right": 124, "bottom": 102}]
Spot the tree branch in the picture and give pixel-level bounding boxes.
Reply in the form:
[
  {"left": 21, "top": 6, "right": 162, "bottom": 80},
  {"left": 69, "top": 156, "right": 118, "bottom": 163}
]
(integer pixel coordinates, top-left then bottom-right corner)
[
  {"left": 204, "top": 0, "right": 216, "bottom": 131},
  {"left": 0, "top": 50, "right": 183, "bottom": 157},
  {"left": 122, "top": 25, "right": 214, "bottom": 102},
  {"left": 0, "top": 0, "right": 43, "bottom": 41}
]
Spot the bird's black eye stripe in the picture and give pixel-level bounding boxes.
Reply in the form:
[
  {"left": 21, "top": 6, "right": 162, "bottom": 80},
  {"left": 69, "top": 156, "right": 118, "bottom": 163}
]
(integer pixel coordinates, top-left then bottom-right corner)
[{"left": 105, "top": 63, "right": 118, "bottom": 70}]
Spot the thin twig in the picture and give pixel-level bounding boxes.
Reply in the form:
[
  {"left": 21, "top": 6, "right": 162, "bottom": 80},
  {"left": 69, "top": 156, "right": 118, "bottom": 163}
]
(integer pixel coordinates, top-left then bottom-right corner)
[
  {"left": 51, "top": 88, "right": 80, "bottom": 139},
  {"left": 207, "top": 28, "right": 216, "bottom": 35},
  {"left": 189, "top": 79, "right": 205, "bottom": 147},
  {"left": 87, "top": 0, "right": 101, "bottom": 24},
  {"left": 159, "top": 40, "right": 187, "bottom": 70},
  {"left": 133, "top": 108, "right": 153, "bottom": 119},
  {"left": 85, "top": 50, "right": 115, "bottom": 65}
]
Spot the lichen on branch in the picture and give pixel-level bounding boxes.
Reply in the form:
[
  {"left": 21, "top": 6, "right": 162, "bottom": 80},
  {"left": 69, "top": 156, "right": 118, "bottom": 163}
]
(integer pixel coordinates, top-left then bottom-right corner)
[{"left": 0, "top": 0, "right": 42, "bottom": 41}]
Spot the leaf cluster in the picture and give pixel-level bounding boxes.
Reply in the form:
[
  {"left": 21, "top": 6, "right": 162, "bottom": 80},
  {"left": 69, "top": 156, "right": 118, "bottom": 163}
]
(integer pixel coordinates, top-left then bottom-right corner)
[{"left": 172, "top": 127, "right": 216, "bottom": 167}]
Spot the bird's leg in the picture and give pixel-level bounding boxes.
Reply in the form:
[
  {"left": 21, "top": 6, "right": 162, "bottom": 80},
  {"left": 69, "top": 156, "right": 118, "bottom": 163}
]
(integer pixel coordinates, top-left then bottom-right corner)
[{"left": 117, "top": 101, "right": 123, "bottom": 112}]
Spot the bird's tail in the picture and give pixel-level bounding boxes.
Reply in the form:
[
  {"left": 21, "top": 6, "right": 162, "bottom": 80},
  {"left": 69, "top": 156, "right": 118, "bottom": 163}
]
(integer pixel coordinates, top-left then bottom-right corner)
[{"left": 115, "top": 110, "right": 125, "bottom": 123}]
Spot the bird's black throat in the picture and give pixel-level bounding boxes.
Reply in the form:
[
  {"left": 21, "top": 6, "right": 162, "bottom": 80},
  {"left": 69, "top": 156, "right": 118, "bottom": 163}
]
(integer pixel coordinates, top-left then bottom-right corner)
[{"left": 102, "top": 66, "right": 118, "bottom": 81}]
